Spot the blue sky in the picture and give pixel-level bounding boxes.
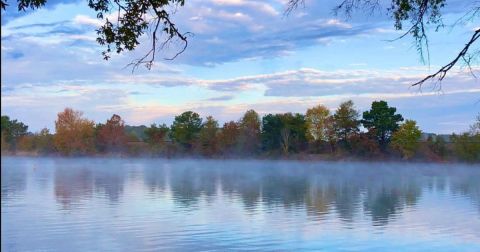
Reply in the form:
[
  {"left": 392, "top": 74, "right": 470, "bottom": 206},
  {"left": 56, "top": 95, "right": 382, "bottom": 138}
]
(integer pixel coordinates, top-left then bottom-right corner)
[{"left": 1, "top": 0, "right": 479, "bottom": 133}]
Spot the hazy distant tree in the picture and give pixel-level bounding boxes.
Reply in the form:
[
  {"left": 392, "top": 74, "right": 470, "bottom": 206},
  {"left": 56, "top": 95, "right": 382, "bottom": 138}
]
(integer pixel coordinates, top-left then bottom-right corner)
[
  {"left": 305, "top": 105, "right": 331, "bottom": 143},
  {"left": 197, "top": 116, "right": 219, "bottom": 156},
  {"left": 349, "top": 132, "right": 381, "bottom": 158},
  {"left": 239, "top": 110, "right": 261, "bottom": 154},
  {"left": 96, "top": 114, "right": 127, "bottom": 153},
  {"left": 145, "top": 123, "right": 170, "bottom": 154},
  {"left": 391, "top": 120, "right": 422, "bottom": 159},
  {"left": 54, "top": 108, "right": 95, "bottom": 155},
  {"left": 34, "top": 128, "right": 55, "bottom": 154},
  {"left": 171, "top": 111, "right": 203, "bottom": 151},
  {"left": 451, "top": 133, "right": 480, "bottom": 162},
  {"left": 333, "top": 100, "right": 360, "bottom": 148},
  {"left": 470, "top": 113, "right": 480, "bottom": 135},
  {"left": 426, "top": 135, "right": 447, "bottom": 159},
  {"left": 1, "top": 115, "right": 28, "bottom": 151},
  {"left": 362, "top": 101, "right": 404, "bottom": 148},
  {"left": 451, "top": 117, "right": 480, "bottom": 162}
]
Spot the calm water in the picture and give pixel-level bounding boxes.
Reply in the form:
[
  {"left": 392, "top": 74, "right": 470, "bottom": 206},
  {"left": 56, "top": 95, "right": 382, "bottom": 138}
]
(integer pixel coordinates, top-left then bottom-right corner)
[{"left": 1, "top": 157, "right": 480, "bottom": 251}]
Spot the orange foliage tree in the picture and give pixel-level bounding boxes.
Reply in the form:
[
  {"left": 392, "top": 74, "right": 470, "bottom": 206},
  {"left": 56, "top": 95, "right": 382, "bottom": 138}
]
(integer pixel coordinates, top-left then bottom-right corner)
[
  {"left": 54, "top": 108, "right": 95, "bottom": 155},
  {"left": 96, "top": 114, "right": 127, "bottom": 153}
]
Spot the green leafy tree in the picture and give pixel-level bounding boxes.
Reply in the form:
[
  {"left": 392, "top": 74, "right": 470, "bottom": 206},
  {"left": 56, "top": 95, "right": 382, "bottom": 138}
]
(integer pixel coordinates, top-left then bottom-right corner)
[
  {"left": 1, "top": 115, "right": 29, "bottom": 151},
  {"left": 197, "top": 116, "right": 219, "bottom": 156},
  {"left": 451, "top": 116, "right": 480, "bottom": 162},
  {"left": 333, "top": 100, "right": 360, "bottom": 148},
  {"left": 391, "top": 120, "right": 422, "bottom": 159},
  {"left": 362, "top": 101, "right": 404, "bottom": 148},
  {"left": 170, "top": 111, "right": 203, "bottom": 151},
  {"left": 451, "top": 133, "right": 480, "bottom": 162},
  {"left": 262, "top": 113, "right": 306, "bottom": 154}
]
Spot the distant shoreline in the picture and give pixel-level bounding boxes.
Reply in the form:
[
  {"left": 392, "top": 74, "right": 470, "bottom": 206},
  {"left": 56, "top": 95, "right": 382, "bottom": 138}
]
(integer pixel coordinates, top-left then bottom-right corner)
[{"left": 2, "top": 152, "right": 470, "bottom": 164}]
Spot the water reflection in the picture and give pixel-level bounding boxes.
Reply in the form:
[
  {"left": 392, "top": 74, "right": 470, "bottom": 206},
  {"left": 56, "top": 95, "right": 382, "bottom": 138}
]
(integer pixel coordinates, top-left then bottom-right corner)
[{"left": 2, "top": 157, "right": 479, "bottom": 251}]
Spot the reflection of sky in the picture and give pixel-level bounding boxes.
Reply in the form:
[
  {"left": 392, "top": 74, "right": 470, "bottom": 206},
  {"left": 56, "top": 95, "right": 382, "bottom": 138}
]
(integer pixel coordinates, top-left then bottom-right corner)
[
  {"left": 1, "top": 157, "right": 480, "bottom": 251},
  {"left": 1, "top": 0, "right": 479, "bottom": 133}
]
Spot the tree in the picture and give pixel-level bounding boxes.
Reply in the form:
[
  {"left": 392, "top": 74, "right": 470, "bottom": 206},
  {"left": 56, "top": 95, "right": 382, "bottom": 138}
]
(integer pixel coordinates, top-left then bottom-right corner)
[
  {"left": 451, "top": 133, "right": 480, "bottom": 162},
  {"left": 170, "top": 111, "right": 203, "bottom": 150},
  {"left": 324, "top": 115, "right": 338, "bottom": 153},
  {"left": 305, "top": 105, "right": 331, "bottom": 143},
  {"left": 1, "top": 115, "right": 29, "bottom": 151},
  {"left": 1, "top": 0, "right": 190, "bottom": 69},
  {"left": 239, "top": 110, "right": 261, "bottom": 154},
  {"left": 333, "top": 100, "right": 360, "bottom": 148},
  {"left": 218, "top": 121, "right": 240, "bottom": 156},
  {"left": 197, "top": 116, "right": 219, "bottom": 156},
  {"left": 451, "top": 116, "right": 480, "bottom": 162},
  {"left": 144, "top": 123, "right": 170, "bottom": 154},
  {"left": 261, "top": 113, "right": 307, "bottom": 154},
  {"left": 391, "top": 120, "right": 422, "bottom": 159},
  {"left": 286, "top": 0, "right": 480, "bottom": 86},
  {"left": 34, "top": 128, "right": 55, "bottom": 154},
  {"left": 362, "top": 101, "right": 404, "bottom": 148},
  {"left": 54, "top": 108, "right": 96, "bottom": 155},
  {"left": 426, "top": 135, "right": 447, "bottom": 159},
  {"left": 96, "top": 114, "right": 127, "bottom": 153}
]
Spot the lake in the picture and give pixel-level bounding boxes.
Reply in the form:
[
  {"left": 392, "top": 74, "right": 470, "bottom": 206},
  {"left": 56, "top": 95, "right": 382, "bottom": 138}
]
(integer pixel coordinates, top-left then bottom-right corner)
[{"left": 1, "top": 157, "right": 479, "bottom": 251}]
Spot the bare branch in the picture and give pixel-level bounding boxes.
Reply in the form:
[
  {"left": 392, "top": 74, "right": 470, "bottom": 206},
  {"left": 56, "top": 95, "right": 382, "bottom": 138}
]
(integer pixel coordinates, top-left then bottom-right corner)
[{"left": 412, "top": 28, "right": 480, "bottom": 86}]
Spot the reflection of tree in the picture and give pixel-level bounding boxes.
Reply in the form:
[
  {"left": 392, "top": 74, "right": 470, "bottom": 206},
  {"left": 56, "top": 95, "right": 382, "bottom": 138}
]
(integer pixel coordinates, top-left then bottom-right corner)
[
  {"left": 143, "top": 166, "right": 168, "bottom": 193},
  {"left": 305, "top": 184, "right": 335, "bottom": 217},
  {"left": 169, "top": 165, "right": 218, "bottom": 208},
  {"left": 1, "top": 165, "right": 26, "bottom": 200},
  {"left": 450, "top": 174, "right": 480, "bottom": 212},
  {"left": 54, "top": 167, "right": 93, "bottom": 209},
  {"left": 333, "top": 184, "right": 361, "bottom": 223},
  {"left": 363, "top": 180, "right": 422, "bottom": 226},
  {"left": 94, "top": 170, "right": 125, "bottom": 203},
  {"left": 219, "top": 169, "right": 261, "bottom": 210},
  {"left": 261, "top": 174, "right": 308, "bottom": 208}
]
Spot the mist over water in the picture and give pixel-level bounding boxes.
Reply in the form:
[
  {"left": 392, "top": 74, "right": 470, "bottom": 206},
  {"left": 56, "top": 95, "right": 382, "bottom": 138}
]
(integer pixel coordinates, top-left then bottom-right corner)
[{"left": 2, "top": 157, "right": 480, "bottom": 251}]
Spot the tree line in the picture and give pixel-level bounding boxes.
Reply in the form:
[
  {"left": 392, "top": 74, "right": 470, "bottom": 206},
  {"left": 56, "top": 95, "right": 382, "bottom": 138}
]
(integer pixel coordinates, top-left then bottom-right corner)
[{"left": 1, "top": 100, "right": 479, "bottom": 162}]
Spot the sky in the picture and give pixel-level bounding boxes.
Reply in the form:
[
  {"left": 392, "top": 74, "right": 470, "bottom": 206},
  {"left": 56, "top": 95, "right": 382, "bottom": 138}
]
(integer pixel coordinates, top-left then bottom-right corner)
[{"left": 1, "top": 0, "right": 479, "bottom": 133}]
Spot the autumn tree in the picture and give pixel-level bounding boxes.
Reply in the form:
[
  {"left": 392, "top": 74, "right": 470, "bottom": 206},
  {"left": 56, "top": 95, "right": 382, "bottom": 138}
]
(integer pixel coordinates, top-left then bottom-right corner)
[
  {"left": 391, "top": 120, "right": 422, "bottom": 159},
  {"left": 362, "top": 101, "right": 404, "bottom": 148},
  {"left": 197, "top": 116, "right": 219, "bottom": 156},
  {"left": 54, "top": 108, "right": 96, "bottom": 155},
  {"left": 219, "top": 121, "right": 240, "bottom": 156},
  {"left": 333, "top": 100, "right": 360, "bottom": 149},
  {"left": 170, "top": 111, "right": 203, "bottom": 151},
  {"left": 96, "top": 114, "right": 127, "bottom": 153},
  {"left": 305, "top": 105, "right": 331, "bottom": 142},
  {"left": 238, "top": 110, "right": 261, "bottom": 155}
]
